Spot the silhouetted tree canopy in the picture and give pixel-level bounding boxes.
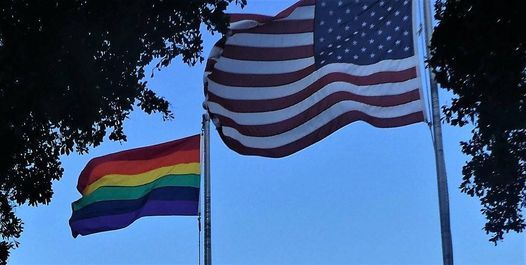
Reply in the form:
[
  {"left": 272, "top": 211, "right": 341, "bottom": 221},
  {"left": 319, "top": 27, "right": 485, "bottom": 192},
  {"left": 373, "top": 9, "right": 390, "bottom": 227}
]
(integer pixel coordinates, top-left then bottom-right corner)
[
  {"left": 0, "top": 0, "right": 244, "bottom": 263},
  {"left": 429, "top": 0, "right": 525, "bottom": 243}
]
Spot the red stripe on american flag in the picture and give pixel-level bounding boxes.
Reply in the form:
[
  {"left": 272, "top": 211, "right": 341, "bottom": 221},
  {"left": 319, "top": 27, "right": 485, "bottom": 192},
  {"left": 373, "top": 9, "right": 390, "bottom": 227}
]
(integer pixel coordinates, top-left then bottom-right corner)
[
  {"left": 205, "top": 59, "right": 217, "bottom": 73},
  {"left": 229, "top": 0, "right": 315, "bottom": 23},
  {"left": 231, "top": 19, "right": 314, "bottom": 34},
  {"left": 209, "top": 88, "right": 421, "bottom": 113},
  {"left": 221, "top": 45, "right": 314, "bottom": 61},
  {"left": 209, "top": 64, "right": 316, "bottom": 87},
  {"left": 217, "top": 111, "right": 425, "bottom": 158},
  {"left": 209, "top": 67, "right": 417, "bottom": 88}
]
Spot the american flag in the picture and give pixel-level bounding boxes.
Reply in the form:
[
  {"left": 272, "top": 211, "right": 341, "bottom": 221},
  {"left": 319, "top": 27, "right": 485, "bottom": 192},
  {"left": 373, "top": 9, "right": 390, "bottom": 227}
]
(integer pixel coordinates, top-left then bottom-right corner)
[{"left": 204, "top": 0, "right": 425, "bottom": 158}]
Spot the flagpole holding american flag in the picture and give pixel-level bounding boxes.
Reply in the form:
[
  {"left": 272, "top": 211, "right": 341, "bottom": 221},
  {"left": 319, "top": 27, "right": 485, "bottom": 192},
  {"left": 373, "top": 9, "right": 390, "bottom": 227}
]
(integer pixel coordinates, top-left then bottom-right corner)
[
  {"left": 202, "top": 113, "right": 212, "bottom": 265},
  {"left": 204, "top": 0, "right": 452, "bottom": 263},
  {"left": 422, "top": 1, "right": 454, "bottom": 265}
]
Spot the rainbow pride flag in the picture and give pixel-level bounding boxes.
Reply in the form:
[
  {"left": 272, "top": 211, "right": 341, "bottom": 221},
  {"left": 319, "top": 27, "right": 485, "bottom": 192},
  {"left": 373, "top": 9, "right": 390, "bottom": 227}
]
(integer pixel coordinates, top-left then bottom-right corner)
[{"left": 70, "top": 134, "right": 200, "bottom": 237}]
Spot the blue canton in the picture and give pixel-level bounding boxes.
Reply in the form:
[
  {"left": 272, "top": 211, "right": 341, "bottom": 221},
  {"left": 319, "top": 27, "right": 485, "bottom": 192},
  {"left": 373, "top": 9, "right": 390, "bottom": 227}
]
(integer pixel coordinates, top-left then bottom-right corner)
[{"left": 314, "top": 0, "right": 414, "bottom": 68}]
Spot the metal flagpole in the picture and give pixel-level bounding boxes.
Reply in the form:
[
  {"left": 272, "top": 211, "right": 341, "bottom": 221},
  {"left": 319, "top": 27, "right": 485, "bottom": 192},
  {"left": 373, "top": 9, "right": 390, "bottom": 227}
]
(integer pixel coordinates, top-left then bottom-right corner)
[
  {"left": 422, "top": 1, "right": 454, "bottom": 265},
  {"left": 202, "top": 113, "right": 212, "bottom": 265}
]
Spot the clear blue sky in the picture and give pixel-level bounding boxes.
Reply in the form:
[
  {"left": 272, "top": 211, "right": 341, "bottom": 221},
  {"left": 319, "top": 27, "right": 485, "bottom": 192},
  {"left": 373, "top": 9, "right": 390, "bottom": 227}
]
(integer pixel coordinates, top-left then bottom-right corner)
[{"left": 11, "top": 1, "right": 525, "bottom": 264}]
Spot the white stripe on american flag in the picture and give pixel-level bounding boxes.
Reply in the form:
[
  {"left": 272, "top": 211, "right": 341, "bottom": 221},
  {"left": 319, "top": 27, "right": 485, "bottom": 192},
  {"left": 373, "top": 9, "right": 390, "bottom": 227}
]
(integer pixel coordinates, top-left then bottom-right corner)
[
  {"left": 214, "top": 57, "right": 315, "bottom": 74},
  {"left": 276, "top": 5, "right": 315, "bottom": 20},
  {"left": 229, "top": 20, "right": 260, "bottom": 30},
  {"left": 225, "top": 32, "right": 314, "bottom": 47}
]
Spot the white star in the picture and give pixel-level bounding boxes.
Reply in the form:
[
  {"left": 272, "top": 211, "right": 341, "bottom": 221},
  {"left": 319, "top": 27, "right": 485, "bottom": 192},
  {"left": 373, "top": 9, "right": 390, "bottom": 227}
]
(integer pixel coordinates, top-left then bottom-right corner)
[
  {"left": 361, "top": 47, "right": 367, "bottom": 52},
  {"left": 379, "top": 16, "right": 384, "bottom": 21},
  {"left": 338, "top": 0, "right": 343, "bottom": 6},
  {"left": 395, "top": 26, "right": 400, "bottom": 31},
  {"left": 386, "top": 35, "right": 392, "bottom": 40},
  {"left": 404, "top": 46, "right": 410, "bottom": 51},
  {"left": 337, "top": 18, "right": 342, "bottom": 23},
  {"left": 377, "top": 29, "right": 383, "bottom": 35},
  {"left": 361, "top": 32, "right": 366, "bottom": 37},
  {"left": 386, "top": 20, "right": 392, "bottom": 26},
  {"left": 352, "top": 40, "right": 358, "bottom": 45},
  {"left": 337, "top": 44, "right": 342, "bottom": 48},
  {"left": 380, "top": 1, "right": 385, "bottom": 6},
  {"left": 328, "top": 51, "right": 334, "bottom": 55},
  {"left": 346, "top": 9, "right": 351, "bottom": 14},
  {"left": 320, "top": 20, "right": 325, "bottom": 25},
  {"left": 329, "top": 10, "right": 334, "bottom": 15},
  {"left": 404, "top": 0, "right": 409, "bottom": 5},
  {"left": 370, "top": 53, "right": 375, "bottom": 58},
  {"left": 354, "top": 55, "right": 359, "bottom": 59},
  {"left": 369, "top": 39, "right": 374, "bottom": 44},
  {"left": 387, "top": 49, "right": 392, "bottom": 53},
  {"left": 395, "top": 40, "right": 401, "bottom": 45},
  {"left": 328, "top": 44, "right": 333, "bottom": 48},
  {"left": 403, "top": 15, "right": 408, "bottom": 21},
  {"left": 319, "top": 51, "right": 325, "bottom": 55},
  {"left": 337, "top": 55, "right": 342, "bottom": 60},
  {"left": 362, "top": 4, "right": 368, "bottom": 10},
  {"left": 362, "top": 22, "right": 367, "bottom": 27},
  {"left": 345, "top": 48, "right": 350, "bottom": 53},
  {"left": 321, "top": 1, "right": 326, "bottom": 7},
  {"left": 395, "top": 11, "right": 400, "bottom": 16},
  {"left": 378, "top": 44, "right": 384, "bottom": 49},
  {"left": 319, "top": 37, "right": 325, "bottom": 42},
  {"left": 370, "top": 11, "right": 376, "bottom": 17},
  {"left": 328, "top": 28, "right": 333, "bottom": 33},
  {"left": 345, "top": 25, "right": 350, "bottom": 31},
  {"left": 403, "top": 31, "right": 409, "bottom": 35},
  {"left": 387, "top": 6, "right": 393, "bottom": 11},
  {"left": 345, "top": 38, "right": 351, "bottom": 42},
  {"left": 369, "top": 24, "right": 375, "bottom": 29},
  {"left": 321, "top": 60, "right": 326, "bottom": 64},
  {"left": 336, "top": 35, "right": 342, "bottom": 40}
]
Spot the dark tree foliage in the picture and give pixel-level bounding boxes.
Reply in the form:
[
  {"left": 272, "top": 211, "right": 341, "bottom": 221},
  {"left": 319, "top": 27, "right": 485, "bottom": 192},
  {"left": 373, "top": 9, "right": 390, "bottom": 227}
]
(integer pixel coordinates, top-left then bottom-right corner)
[
  {"left": 429, "top": 0, "right": 526, "bottom": 243},
  {"left": 0, "top": 0, "right": 244, "bottom": 263}
]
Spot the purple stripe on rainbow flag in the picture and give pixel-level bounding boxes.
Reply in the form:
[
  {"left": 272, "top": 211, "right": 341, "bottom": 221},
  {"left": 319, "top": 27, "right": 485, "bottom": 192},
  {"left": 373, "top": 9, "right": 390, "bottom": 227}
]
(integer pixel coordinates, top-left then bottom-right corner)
[{"left": 70, "top": 200, "right": 198, "bottom": 237}]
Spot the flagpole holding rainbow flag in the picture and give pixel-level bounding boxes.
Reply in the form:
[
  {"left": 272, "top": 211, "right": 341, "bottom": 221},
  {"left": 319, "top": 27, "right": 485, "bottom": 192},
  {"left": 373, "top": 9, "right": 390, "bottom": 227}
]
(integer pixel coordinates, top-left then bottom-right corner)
[{"left": 202, "top": 113, "right": 212, "bottom": 265}]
